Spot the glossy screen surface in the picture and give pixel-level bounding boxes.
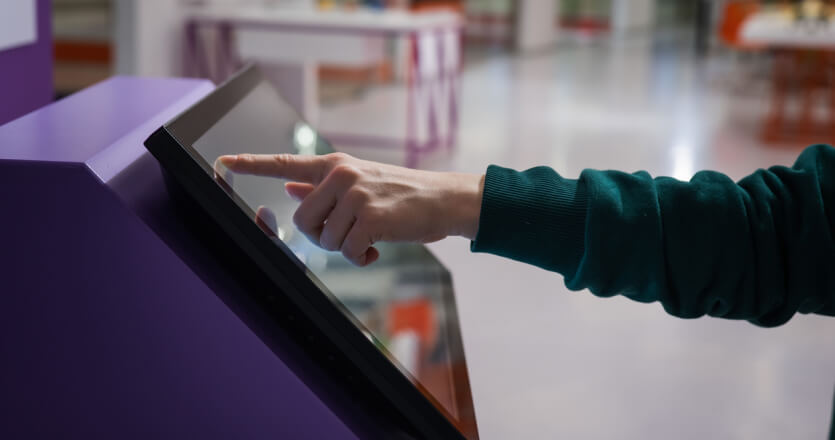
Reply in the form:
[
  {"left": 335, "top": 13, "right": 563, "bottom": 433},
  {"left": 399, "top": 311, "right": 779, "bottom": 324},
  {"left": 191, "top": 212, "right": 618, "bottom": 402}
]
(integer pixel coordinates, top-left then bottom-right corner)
[{"left": 185, "top": 78, "right": 475, "bottom": 433}]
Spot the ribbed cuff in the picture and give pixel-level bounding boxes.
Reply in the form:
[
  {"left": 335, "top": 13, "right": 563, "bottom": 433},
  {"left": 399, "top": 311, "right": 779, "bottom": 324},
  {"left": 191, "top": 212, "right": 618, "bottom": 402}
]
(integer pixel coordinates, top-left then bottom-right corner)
[{"left": 471, "top": 165, "right": 588, "bottom": 276}]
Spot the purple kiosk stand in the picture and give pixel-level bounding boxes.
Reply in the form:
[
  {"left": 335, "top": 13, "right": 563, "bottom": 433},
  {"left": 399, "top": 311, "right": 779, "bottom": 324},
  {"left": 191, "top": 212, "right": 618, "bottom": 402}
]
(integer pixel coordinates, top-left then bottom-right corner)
[{"left": 0, "top": 77, "right": 390, "bottom": 439}]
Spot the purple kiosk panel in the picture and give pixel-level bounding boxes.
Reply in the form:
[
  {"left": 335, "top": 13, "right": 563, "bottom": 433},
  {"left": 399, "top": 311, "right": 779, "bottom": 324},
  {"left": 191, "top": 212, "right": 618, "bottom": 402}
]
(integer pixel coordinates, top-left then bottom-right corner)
[
  {"left": 0, "top": 77, "right": 369, "bottom": 439},
  {"left": 0, "top": 0, "right": 53, "bottom": 126}
]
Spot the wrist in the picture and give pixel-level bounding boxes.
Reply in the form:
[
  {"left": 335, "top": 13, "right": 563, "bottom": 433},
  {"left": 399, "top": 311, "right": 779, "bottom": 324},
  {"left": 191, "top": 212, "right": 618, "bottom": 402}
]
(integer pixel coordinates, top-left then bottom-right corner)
[{"left": 441, "top": 172, "right": 484, "bottom": 240}]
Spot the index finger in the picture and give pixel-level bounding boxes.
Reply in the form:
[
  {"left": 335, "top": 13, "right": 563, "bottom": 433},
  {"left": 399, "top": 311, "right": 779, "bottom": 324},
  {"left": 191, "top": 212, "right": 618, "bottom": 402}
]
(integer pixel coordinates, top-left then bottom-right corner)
[{"left": 218, "top": 154, "right": 330, "bottom": 184}]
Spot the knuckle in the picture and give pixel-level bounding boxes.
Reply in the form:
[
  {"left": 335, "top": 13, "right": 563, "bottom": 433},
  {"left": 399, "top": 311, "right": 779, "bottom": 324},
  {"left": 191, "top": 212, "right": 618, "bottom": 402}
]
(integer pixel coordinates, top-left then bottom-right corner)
[
  {"left": 271, "top": 154, "right": 289, "bottom": 166},
  {"left": 330, "top": 164, "right": 361, "bottom": 183},
  {"left": 345, "top": 186, "right": 372, "bottom": 205},
  {"left": 327, "top": 152, "right": 351, "bottom": 167},
  {"left": 357, "top": 205, "right": 382, "bottom": 225}
]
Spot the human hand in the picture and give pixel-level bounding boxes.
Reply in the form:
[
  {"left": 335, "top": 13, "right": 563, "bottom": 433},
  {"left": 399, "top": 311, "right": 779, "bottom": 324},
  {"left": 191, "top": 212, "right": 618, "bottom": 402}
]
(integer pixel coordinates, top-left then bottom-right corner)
[{"left": 217, "top": 152, "right": 484, "bottom": 266}]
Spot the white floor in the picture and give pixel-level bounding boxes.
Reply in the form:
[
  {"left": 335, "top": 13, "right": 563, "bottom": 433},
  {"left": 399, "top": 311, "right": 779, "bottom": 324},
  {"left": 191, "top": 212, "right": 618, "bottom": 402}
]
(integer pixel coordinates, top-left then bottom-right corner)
[{"left": 323, "top": 34, "right": 835, "bottom": 440}]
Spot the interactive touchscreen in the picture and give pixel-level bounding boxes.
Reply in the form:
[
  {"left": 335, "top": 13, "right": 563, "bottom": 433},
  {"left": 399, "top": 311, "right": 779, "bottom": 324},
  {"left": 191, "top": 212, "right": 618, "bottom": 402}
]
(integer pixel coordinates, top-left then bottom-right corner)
[{"left": 173, "top": 69, "right": 476, "bottom": 434}]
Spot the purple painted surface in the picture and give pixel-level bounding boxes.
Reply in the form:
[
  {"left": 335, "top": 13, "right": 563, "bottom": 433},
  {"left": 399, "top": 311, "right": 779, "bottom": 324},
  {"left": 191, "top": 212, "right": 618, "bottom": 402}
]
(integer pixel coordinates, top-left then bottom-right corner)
[
  {"left": 0, "top": 162, "right": 357, "bottom": 439},
  {"left": 0, "top": 76, "right": 211, "bottom": 167},
  {"left": 0, "top": 0, "right": 53, "bottom": 126},
  {"left": 0, "top": 78, "right": 364, "bottom": 439}
]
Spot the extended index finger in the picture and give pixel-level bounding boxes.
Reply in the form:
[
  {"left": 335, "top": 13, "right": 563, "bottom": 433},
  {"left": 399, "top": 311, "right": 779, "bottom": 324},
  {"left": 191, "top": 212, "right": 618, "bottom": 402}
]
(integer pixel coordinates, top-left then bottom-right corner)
[{"left": 218, "top": 154, "right": 330, "bottom": 184}]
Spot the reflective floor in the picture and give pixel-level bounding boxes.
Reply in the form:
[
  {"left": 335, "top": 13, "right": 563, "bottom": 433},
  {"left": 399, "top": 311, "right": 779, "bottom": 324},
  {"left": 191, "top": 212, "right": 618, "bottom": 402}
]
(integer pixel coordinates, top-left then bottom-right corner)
[{"left": 325, "top": 33, "right": 835, "bottom": 440}]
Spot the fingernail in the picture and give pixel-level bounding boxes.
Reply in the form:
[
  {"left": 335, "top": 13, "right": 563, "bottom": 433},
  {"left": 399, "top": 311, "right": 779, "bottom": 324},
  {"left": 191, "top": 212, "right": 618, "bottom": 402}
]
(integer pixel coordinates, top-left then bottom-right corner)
[
  {"left": 214, "top": 158, "right": 234, "bottom": 189},
  {"left": 222, "top": 169, "right": 233, "bottom": 183}
]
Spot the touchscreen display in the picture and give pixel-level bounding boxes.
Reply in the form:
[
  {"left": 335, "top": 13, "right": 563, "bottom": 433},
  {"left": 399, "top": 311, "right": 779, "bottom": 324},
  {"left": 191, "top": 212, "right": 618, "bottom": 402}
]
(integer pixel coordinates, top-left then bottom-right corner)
[{"left": 184, "top": 78, "right": 474, "bottom": 430}]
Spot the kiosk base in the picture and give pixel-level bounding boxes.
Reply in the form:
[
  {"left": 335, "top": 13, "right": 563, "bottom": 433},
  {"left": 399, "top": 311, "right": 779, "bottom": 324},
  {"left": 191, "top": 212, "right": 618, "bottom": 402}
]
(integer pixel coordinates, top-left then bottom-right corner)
[{"left": 0, "top": 77, "right": 404, "bottom": 439}]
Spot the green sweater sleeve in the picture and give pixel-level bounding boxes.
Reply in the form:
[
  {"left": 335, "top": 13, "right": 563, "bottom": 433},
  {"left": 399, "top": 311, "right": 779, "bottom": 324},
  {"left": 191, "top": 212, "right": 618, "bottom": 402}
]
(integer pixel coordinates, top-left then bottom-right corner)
[{"left": 471, "top": 144, "right": 835, "bottom": 327}]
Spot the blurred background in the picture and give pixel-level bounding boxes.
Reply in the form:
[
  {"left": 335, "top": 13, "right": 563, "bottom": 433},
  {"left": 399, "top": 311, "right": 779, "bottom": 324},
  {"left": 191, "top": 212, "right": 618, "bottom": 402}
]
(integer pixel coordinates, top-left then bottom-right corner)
[
  {"left": 43, "top": 1, "right": 835, "bottom": 439},
  {"left": 50, "top": 0, "right": 835, "bottom": 171}
]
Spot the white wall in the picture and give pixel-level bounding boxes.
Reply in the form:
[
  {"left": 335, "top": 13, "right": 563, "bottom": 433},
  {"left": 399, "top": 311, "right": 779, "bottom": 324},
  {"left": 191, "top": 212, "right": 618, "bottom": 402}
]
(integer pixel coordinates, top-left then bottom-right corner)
[
  {"left": 0, "top": 0, "right": 37, "bottom": 51},
  {"left": 116, "top": 0, "right": 213, "bottom": 76},
  {"left": 515, "top": 0, "right": 557, "bottom": 52},
  {"left": 611, "top": 0, "right": 656, "bottom": 33},
  {"left": 115, "top": 0, "right": 190, "bottom": 76}
]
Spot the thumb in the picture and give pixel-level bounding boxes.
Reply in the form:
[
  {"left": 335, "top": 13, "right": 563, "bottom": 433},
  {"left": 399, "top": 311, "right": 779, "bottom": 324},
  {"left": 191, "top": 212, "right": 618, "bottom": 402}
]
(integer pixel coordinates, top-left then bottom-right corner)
[{"left": 285, "top": 182, "right": 315, "bottom": 201}]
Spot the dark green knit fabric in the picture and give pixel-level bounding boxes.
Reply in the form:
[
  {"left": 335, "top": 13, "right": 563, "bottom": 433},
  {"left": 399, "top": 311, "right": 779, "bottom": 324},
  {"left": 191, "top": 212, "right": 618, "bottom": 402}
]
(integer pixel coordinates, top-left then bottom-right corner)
[
  {"left": 472, "top": 144, "right": 835, "bottom": 435},
  {"left": 472, "top": 144, "right": 835, "bottom": 325}
]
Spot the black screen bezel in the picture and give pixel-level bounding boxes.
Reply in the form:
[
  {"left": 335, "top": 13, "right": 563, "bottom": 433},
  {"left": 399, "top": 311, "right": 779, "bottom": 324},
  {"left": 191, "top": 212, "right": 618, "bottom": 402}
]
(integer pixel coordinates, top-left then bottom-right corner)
[{"left": 143, "top": 65, "right": 477, "bottom": 439}]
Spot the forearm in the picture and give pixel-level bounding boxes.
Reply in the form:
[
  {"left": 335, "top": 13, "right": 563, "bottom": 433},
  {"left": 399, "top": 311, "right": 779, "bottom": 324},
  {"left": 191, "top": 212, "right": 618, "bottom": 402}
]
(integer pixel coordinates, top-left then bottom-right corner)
[{"left": 472, "top": 144, "right": 835, "bottom": 327}]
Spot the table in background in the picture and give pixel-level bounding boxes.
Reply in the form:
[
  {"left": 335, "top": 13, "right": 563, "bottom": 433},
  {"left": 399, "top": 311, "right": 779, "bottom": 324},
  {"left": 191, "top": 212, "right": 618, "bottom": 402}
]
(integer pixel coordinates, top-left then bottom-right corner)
[{"left": 184, "top": 6, "right": 463, "bottom": 168}]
